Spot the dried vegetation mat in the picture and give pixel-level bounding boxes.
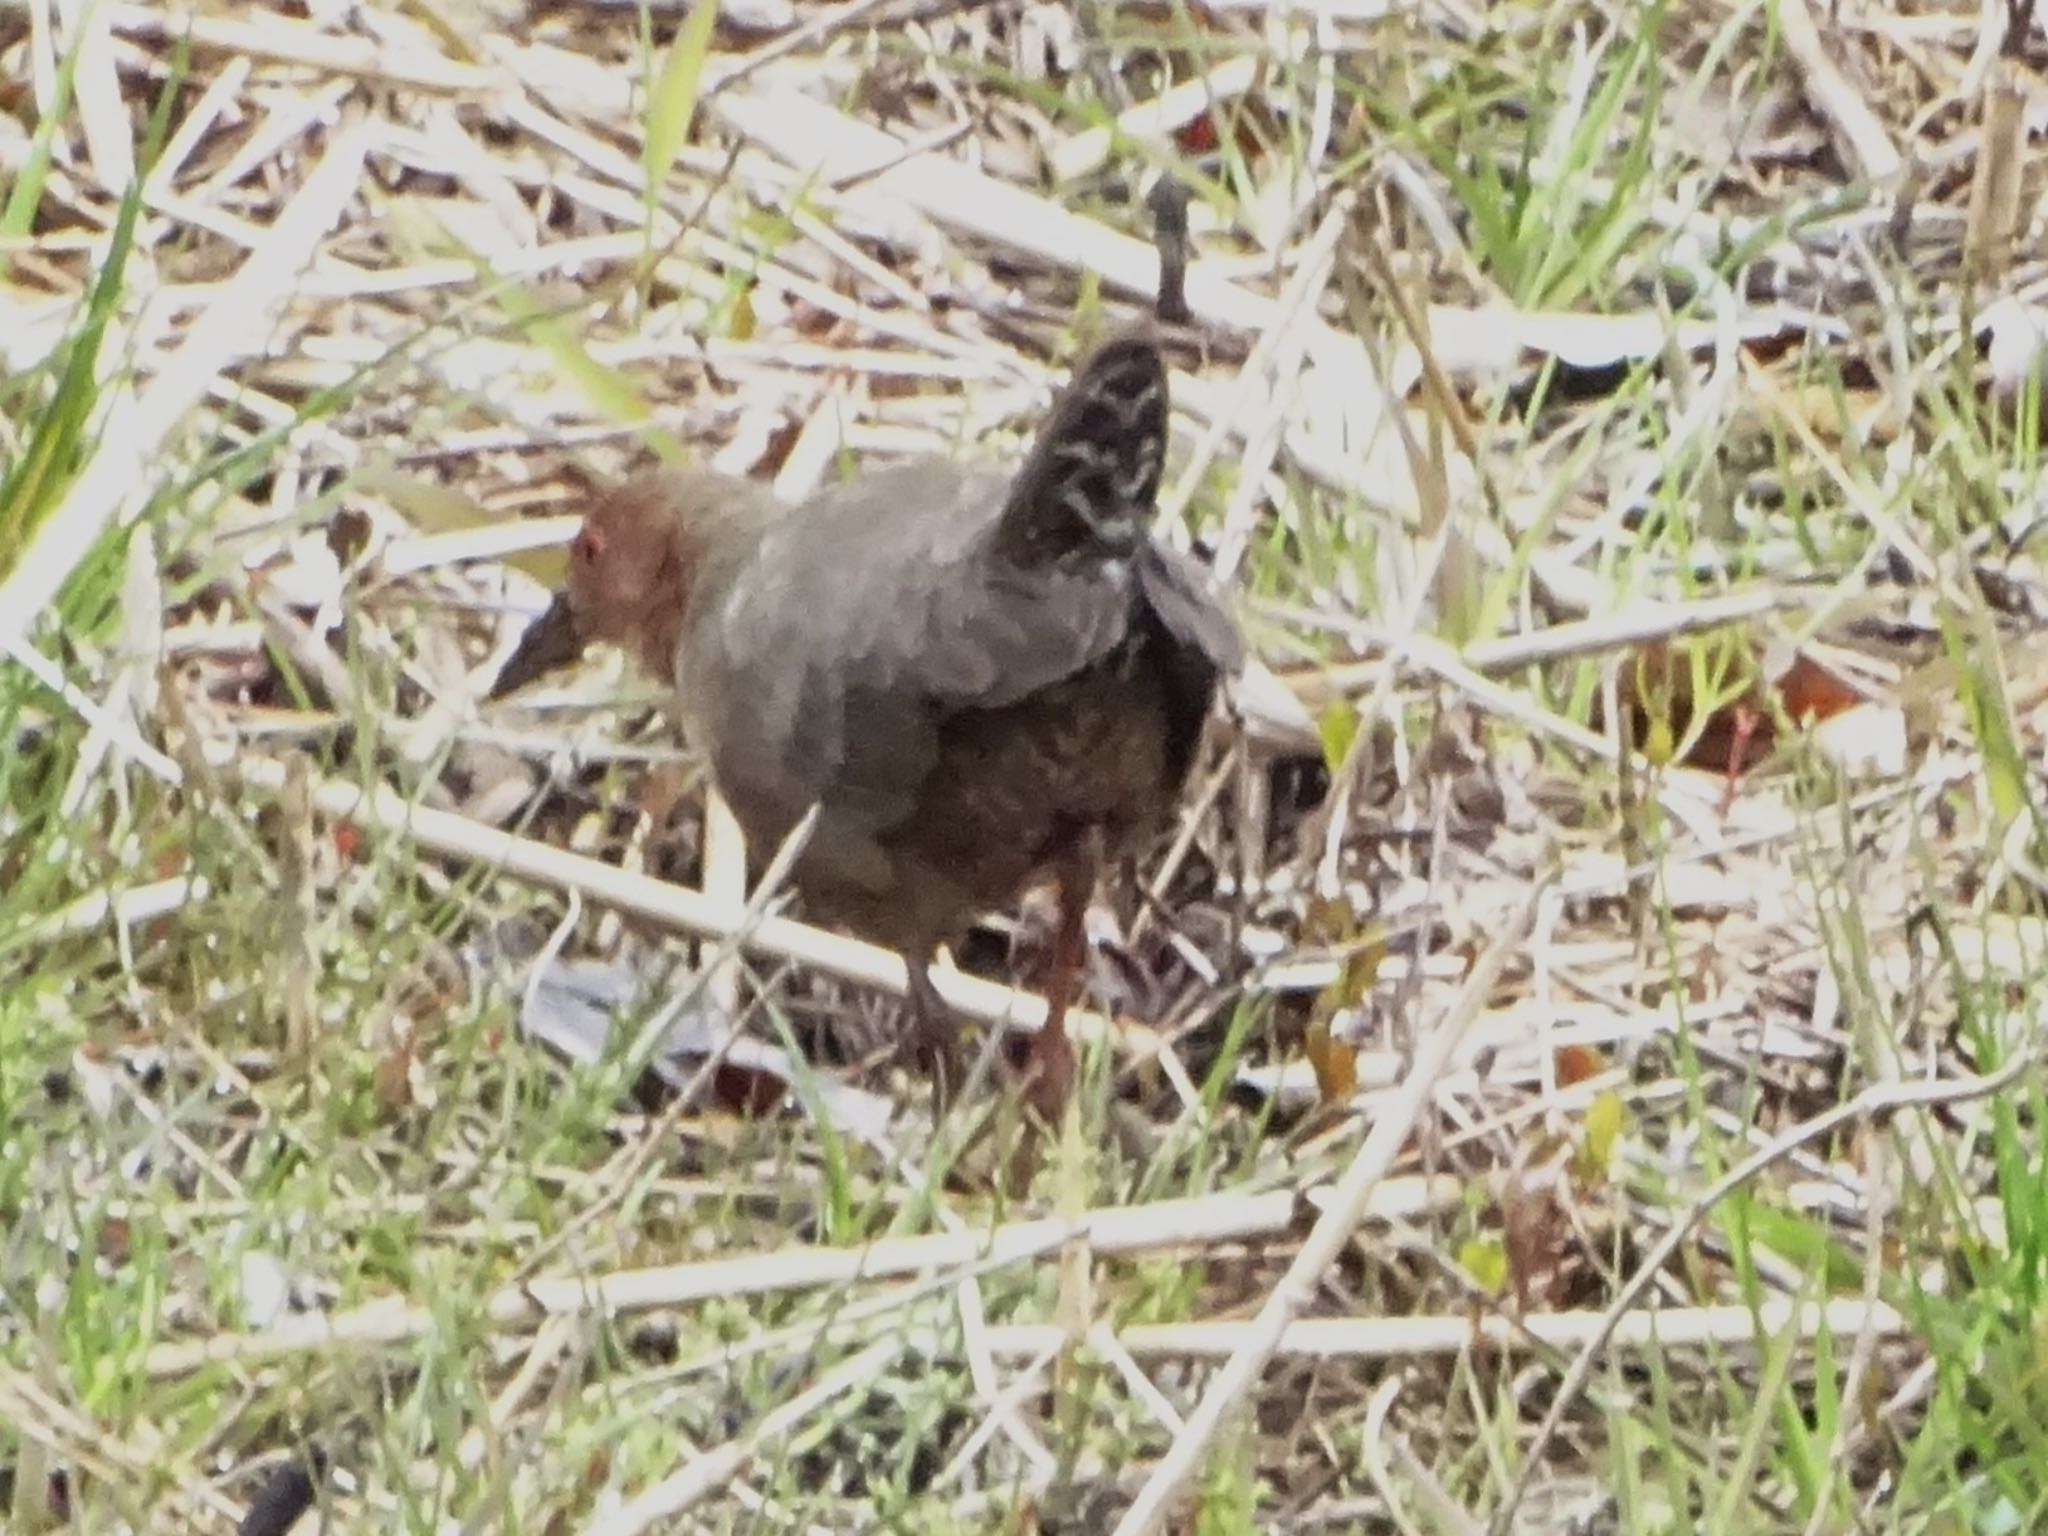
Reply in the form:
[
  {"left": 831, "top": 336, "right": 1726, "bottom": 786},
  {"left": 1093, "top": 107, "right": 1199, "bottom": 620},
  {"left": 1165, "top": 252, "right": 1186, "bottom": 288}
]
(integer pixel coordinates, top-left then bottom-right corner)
[{"left": 7, "top": 0, "right": 2048, "bottom": 1531}]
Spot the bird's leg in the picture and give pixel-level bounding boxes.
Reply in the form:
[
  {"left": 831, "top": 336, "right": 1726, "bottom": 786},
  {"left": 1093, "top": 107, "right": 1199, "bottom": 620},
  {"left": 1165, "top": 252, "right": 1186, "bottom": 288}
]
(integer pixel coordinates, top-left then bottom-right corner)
[
  {"left": 1021, "top": 853, "right": 1092, "bottom": 1120},
  {"left": 904, "top": 956, "right": 960, "bottom": 1113}
]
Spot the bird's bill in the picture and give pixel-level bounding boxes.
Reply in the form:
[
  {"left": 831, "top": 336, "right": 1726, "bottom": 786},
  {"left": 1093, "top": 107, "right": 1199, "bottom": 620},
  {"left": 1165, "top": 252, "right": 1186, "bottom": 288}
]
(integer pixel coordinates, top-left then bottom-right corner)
[{"left": 489, "top": 594, "right": 584, "bottom": 698}]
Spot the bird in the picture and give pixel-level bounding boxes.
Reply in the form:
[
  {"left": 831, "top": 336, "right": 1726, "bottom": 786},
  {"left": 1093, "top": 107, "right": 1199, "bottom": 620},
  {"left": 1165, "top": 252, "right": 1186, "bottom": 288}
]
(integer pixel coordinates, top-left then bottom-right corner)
[{"left": 491, "top": 327, "right": 1241, "bottom": 1110}]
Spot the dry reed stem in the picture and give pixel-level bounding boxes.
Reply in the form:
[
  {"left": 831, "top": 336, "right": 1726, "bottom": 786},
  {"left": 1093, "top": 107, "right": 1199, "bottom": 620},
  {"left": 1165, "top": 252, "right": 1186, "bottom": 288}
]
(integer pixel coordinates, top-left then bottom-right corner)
[{"left": 142, "top": 1190, "right": 1298, "bottom": 1378}]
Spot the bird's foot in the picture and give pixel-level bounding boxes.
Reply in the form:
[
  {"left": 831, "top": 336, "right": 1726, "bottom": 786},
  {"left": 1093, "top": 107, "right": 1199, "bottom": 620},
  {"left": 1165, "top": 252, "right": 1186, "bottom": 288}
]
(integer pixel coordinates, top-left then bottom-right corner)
[
  {"left": 1018, "top": 1023, "right": 1075, "bottom": 1123},
  {"left": 904, "top": 965, "right": 962, "bottom": 1116}
]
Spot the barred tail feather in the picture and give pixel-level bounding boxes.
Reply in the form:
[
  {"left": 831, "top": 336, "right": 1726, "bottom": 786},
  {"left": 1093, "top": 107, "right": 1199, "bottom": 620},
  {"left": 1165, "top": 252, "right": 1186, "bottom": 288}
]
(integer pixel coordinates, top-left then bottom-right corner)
[{"left": 996, "top": 329, "right": 1168, "bottom": 567}]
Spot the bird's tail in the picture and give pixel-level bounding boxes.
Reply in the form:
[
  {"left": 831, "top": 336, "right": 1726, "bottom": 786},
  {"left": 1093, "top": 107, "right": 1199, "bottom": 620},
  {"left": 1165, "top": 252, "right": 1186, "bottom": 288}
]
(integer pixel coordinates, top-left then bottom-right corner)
[{"left": 995, "top": 328, "right": 1168, "bottom": 567}]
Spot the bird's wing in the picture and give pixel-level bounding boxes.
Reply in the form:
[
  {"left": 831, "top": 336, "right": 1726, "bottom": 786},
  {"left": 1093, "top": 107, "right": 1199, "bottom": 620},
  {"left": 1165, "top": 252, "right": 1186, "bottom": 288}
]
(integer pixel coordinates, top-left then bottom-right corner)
[
  {"left": 815, "top": 326, "right": 1181, "bottom": 713},
  {"left": 683, "top": 461, "right": 1137, "bottom": 862},
  {"left": 1137, "top": 541, "right": 1244, "bottom": 674}
]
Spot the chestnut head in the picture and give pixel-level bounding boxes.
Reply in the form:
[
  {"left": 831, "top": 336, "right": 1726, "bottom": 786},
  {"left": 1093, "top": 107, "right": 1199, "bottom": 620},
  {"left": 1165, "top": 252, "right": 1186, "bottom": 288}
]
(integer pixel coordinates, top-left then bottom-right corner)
[{"left": 490, "top": 469, "right": 721, "bottom": 698}]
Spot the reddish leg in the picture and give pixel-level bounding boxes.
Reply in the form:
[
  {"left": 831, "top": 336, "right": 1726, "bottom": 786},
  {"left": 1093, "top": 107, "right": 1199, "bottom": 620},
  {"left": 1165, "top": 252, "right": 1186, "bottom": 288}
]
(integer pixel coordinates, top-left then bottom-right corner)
[
  {"left": 1719, "top": 702, "right": 1759, "bottom": 818},
  {"left": 1022, "top": 864, "right": 1089, "bottom": 1119}
]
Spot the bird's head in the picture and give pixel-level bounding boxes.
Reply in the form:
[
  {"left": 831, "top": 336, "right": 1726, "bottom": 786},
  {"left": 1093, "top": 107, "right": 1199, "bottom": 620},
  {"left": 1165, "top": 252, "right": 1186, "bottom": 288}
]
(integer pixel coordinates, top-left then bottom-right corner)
[{"left": 490, "top": 468, "right": 737, "bottom": 698}]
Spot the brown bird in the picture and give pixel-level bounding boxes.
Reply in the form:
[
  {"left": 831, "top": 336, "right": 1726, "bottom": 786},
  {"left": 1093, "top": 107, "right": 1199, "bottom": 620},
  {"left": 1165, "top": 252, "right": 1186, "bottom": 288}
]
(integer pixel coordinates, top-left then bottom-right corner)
[{"left": 492, "top": 328, "right": 1240, "bottom": 1109}]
